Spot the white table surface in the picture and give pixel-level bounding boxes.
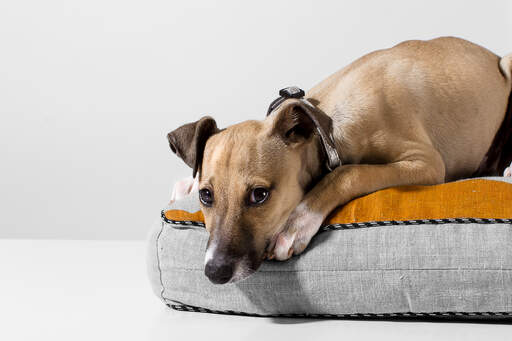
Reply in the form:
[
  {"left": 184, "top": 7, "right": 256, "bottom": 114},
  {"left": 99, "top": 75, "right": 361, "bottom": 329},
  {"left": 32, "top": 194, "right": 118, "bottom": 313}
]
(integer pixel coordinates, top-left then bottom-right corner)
[{"left": 1, "top": 239, "right": 511, "bottom": 341}]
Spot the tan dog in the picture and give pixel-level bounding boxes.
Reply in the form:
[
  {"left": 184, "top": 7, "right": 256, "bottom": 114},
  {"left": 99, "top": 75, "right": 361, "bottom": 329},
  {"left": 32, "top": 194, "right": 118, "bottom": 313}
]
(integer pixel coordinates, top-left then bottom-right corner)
[{"left": 167, "top": 37, "right": 512, "bottom": 284}]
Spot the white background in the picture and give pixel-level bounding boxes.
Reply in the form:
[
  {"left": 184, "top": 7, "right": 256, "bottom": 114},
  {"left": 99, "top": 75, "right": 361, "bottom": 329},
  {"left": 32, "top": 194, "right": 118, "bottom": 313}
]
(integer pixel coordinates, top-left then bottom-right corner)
[
  {"left": 4, "top": 239, "right": 512, "bottom": 341},
  {"left": 1, "top": 0, "right": 511, "bottom": 240}
]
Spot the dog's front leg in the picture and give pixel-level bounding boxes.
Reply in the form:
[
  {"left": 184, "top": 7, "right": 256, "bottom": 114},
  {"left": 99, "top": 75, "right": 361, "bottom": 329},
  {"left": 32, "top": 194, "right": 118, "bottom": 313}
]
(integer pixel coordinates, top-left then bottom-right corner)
[{"left": 272, "top": 157, "right": 445, "bottom": 260}]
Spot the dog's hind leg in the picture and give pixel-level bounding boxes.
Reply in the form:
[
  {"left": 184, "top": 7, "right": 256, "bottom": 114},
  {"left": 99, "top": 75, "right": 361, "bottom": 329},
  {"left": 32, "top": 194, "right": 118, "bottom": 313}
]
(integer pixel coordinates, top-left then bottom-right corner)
[
  {"left": 505, "top": 162, "right": 512, "bottom": 177},
  {"left": 272, "top": 152, "right": 446, "bottom": 261},
  {"left": 499, "top": 55, "right": 512, "bottom": 177}
]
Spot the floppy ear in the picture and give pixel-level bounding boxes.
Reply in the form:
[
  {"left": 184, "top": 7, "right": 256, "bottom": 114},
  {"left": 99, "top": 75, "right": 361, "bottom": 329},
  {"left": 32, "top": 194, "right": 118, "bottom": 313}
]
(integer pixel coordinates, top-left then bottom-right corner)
[
  {"left": 271, "top": 100, "right": 316, "bottom": 144},
  {"left": 271, "top": 99, "right": 341, "bottom": 170},
  {"left": 167, "top": 116, "right": 219, "bottom": 178},
  {"left": 271, "top": 99, "right": 332, "bottom": 145}
]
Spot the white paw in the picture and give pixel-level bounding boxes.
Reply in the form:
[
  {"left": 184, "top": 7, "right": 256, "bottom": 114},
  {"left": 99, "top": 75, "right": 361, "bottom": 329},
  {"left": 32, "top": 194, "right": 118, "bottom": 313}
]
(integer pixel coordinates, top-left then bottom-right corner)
[
  {"left": 271, "top": 202, "right": 324, "bottom": 261},
  {"left": 273, "top": 229, "right": 296, "bottom": 261},
  {"left": 504, "top": 163, "right": 512, "bottom": 177},
  {"left": 169, "top": 176, "right": 199, "bottom": 204}
]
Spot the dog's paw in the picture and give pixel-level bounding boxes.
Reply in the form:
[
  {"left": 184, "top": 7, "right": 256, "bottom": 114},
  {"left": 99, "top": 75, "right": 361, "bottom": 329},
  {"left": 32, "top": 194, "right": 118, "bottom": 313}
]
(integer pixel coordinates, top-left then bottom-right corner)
[
  {"left": 504, "top": 162, "right": 512, "bottom": 177},
  {"left": 272, "top": 229, "right": 297, "bottom": 261},
  {"left": 271, "top": 202, "right": 324, "bottom": 261},
  {"left": 169, "top": 176, "right": 199, "bottom": 204}
]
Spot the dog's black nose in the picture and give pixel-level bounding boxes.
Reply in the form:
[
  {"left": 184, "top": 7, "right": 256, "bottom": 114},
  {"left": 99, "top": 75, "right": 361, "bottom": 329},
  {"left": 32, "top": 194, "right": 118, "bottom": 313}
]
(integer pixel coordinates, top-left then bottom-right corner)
[{"left": 205, "top": 260, "right": 234, "bottom": 284}]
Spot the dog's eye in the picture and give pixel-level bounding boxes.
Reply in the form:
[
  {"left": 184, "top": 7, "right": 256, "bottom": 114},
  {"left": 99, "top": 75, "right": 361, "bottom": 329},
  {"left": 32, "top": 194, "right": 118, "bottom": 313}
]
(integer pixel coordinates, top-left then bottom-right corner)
[
  {"left": 249, "top": 187, "right": 269, "bottom": 205},
  {"left": 199, "top": 188, "right": 214, "bottom": 206}
]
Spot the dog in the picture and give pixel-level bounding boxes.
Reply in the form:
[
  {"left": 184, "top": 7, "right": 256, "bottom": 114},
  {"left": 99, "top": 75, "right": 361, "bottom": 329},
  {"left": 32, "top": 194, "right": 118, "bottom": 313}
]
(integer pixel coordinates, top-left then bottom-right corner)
[{"left": 167, "top": 37, "right": 512, "bottom": 284}]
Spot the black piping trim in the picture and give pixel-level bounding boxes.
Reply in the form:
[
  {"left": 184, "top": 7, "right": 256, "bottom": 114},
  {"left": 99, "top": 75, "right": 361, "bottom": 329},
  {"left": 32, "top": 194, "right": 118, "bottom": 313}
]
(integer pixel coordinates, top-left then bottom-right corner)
[
  {"left": 321, "top": 217, "right": 512, "bottom": 231},
  {"left": 168, "top": 303, "right": 512, "bottom": 319},
  {"left": 161, "top": 210, "right": 512, "bottom": 231}
]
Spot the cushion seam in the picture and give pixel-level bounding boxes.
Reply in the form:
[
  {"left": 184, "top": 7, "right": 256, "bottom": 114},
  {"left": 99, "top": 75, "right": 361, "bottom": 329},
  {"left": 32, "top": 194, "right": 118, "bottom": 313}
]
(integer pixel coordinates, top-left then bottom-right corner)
[
  {"left": 155, "top": 220, "right": 166, "bottom": 302},
  {"left": 166, "top": 301, "right": 512, "bottom": 318},
  {"left": 160, "top": 214, "right": 512, "bottom": 231},
  {"left": 161, "top": 267, "right": 512, "bottom": 273}
]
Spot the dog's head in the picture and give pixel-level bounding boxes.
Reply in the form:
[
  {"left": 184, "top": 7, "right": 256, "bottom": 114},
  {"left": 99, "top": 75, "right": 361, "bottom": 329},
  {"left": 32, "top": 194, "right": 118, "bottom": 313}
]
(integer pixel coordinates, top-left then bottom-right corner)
[{"left": 167, "top": 99, "right": 331, "bottom": 284}]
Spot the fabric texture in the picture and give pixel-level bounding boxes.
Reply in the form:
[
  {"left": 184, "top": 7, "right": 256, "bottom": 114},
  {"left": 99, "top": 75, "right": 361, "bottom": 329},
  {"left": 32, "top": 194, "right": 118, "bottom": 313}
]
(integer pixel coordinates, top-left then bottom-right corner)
[{"left": 147, "top": 177, "right": 512, "bottom": 318}]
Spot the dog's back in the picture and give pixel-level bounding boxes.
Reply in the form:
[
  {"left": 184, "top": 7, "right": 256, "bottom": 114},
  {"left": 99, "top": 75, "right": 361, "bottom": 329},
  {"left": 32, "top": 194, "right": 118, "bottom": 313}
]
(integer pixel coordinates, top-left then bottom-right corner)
[{"left": 307, "top": 37, "right": 512, "bottom": 180}]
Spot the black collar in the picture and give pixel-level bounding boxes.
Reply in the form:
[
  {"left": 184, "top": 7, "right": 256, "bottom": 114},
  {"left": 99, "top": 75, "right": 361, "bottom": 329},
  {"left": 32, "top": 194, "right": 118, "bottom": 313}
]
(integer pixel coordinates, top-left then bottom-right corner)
[{"left": 266, "top": 86, "right": 341, "bottom": 171}]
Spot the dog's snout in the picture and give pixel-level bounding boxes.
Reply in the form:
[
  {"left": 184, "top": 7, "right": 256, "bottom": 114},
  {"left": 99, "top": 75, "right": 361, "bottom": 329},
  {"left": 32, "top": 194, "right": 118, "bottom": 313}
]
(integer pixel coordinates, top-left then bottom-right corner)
[{"left": 205, "top": 259, "right": 234, "bottom": 284}]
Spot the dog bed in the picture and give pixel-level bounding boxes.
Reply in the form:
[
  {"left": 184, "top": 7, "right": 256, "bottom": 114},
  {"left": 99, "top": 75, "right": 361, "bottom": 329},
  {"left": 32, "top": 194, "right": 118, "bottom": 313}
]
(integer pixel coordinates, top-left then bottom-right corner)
[{"left": 147, "top": 177, "right": 512, "bottom": 319}]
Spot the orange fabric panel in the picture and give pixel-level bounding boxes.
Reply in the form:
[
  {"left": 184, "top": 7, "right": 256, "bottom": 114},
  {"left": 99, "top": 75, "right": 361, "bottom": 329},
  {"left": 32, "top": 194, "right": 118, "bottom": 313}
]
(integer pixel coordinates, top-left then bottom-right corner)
[
  {"left": 164, "top": 179, "right": 512, "bottom": 224},
  {"left": 164, "top": 209, "right": 204, "bottom": 222},
  {"left": 326, "top": 179, "right": 512, "bottom": 224}
]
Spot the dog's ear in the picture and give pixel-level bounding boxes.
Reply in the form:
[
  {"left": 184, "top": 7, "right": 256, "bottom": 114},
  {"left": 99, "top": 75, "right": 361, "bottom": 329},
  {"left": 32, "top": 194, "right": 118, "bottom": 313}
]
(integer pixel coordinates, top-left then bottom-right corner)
[
  {"left": 271, "top": 99, "right": 333, "bottom": 145},
  {"left": 167, "top": 116, "right": 219, "bottom": 178}
]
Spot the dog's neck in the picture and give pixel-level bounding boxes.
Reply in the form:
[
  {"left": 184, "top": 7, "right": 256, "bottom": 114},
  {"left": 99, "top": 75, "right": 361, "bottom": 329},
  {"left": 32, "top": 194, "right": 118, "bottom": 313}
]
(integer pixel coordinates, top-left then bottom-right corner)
[{"left": 298, "top": 134, "right": 326, "bottom": 193}]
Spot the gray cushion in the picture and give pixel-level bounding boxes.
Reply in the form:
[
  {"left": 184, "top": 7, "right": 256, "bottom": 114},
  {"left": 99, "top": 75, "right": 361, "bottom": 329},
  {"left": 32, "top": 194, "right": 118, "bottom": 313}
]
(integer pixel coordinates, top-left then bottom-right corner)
[{"left": 147, "top": 177, "right": 512, "bottom": 319}]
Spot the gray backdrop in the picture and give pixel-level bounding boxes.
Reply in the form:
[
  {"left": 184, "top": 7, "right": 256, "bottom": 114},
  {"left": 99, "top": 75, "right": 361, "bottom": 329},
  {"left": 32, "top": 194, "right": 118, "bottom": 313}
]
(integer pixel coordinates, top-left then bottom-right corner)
[{"left": 1, "top": 0, "right": 511, "bottom": 239}]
